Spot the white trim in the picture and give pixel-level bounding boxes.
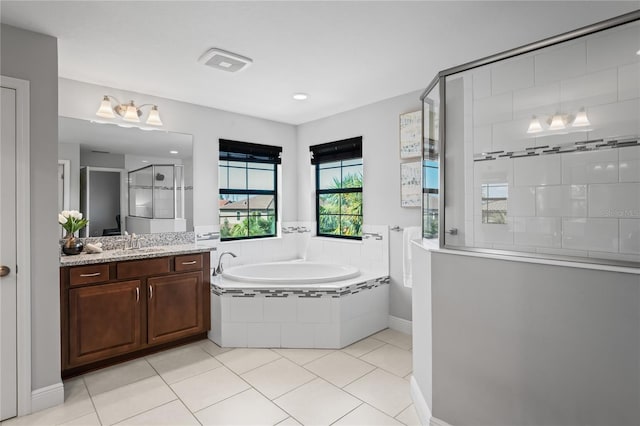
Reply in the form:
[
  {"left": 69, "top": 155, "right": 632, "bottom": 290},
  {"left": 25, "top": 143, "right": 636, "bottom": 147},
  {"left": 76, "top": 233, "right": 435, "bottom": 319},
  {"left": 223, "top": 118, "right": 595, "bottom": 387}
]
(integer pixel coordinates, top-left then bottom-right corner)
[
  {"left": 58, "top": 159, "right": 70, "bottom": 211},
  {"left": 1, "top": 76, "right": 32, "bottom": 416},
  {"left": 388, "top": 315, "right": 412, "bottom": 335},
  {"left": 430, "top": 416, "right": 453, "bottom": 426},
  {"left": 30, "top": 383, "right": 63, "bottom": 414},
  {"left": 410, "top": 375, "right": 432, "bottom": 426}
]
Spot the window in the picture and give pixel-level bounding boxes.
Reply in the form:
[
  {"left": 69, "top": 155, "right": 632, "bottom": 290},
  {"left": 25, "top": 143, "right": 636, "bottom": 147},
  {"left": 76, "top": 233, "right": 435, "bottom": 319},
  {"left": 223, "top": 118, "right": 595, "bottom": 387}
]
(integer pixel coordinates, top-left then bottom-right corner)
[
  {"left": 310, "top": 137, "right": 363, "bottom": 239},
  {"left": 219, "top": 139, "right": 281, "bottom": 240},
  {"left": 481, "top": 183, "right": 508, "bottom": 224}
]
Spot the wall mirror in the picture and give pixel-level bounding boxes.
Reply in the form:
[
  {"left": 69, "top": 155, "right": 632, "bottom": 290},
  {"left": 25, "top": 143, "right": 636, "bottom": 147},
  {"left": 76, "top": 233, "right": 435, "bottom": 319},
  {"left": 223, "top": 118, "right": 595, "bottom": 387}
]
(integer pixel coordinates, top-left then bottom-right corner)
[{"left": 58, "top": 117, "right": 193, "bottom": 237}]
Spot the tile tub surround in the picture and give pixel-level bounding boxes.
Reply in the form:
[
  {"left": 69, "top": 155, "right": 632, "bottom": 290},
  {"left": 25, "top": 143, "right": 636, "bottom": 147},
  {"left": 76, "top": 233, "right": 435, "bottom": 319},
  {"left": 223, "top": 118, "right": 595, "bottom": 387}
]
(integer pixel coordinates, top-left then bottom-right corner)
[
  {"left": 210, "top": 275, "right": 390, "bottom": 349},
  {"left": 5, "top": 332, "right": 416, "bottom": 426},
  {"left": 59, "top": 243, "right": 213, "bottom": 266}
]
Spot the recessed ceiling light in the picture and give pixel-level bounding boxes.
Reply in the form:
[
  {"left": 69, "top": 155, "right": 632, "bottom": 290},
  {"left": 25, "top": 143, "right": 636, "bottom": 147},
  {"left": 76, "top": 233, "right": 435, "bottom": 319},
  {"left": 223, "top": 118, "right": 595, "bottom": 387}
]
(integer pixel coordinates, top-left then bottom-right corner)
[
  {"left": 141, "top": 160, "right": 149, "bottom": 163},
  {"left": 170, "top": 150, "right": 178, "bottom": 154},
  {"left": 637, "top": 48, "right": 640, "bottom": 55},
  {"left": 292, "top": 93, "right": 309, "bottom": 101}
]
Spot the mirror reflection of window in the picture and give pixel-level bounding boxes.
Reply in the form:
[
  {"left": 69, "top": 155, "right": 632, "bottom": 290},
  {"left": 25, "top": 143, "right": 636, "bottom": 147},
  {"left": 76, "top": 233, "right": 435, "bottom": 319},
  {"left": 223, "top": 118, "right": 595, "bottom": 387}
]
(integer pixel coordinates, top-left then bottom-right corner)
[{"left": 481, "top": 183, "right": 508, "bottom": 224}]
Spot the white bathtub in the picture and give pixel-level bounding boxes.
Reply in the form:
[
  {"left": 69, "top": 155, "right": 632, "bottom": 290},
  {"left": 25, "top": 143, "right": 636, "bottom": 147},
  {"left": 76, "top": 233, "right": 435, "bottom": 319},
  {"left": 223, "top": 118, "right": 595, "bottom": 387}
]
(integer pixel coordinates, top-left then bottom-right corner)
[
  {"left": 210, "top": 260, "right": 389, "bottom": 349},
  {"left": 222, "top": 261, "right": 360, "bottom": 284}
]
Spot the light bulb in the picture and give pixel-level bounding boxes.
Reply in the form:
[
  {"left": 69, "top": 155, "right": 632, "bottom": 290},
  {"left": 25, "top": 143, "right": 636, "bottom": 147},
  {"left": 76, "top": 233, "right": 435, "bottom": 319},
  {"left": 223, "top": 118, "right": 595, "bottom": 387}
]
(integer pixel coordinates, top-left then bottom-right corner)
[
  {"left": 145, "top": 105, "right": 163, "bottom": 126},
  {"left": 292, "top": 93, "right": 309, "bottom": 100},
  {"left": 571, "top": 108, "right": 590, "bottom": 127},
  {"left": 526, "top": 115, "right": 543, "bottom": 133},
  {"left": 548, "top": 114, "right": 566, "bottom": 131},
  {"left": 122, "top": 101, "right": 140, "bottom": 122},
  {"left": 95, "top": 96, "right": 115, "bottom": 118}
]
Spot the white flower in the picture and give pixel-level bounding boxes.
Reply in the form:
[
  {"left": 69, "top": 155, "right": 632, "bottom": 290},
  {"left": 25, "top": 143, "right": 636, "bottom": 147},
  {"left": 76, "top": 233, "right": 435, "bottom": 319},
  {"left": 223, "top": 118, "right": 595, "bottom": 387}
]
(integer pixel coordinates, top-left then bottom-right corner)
[
  {"left": 58, "top": 214, "right": 67, "bottom": 225},
  {"left": 61, "top": 210, "right": 70, "bottom": 218}
]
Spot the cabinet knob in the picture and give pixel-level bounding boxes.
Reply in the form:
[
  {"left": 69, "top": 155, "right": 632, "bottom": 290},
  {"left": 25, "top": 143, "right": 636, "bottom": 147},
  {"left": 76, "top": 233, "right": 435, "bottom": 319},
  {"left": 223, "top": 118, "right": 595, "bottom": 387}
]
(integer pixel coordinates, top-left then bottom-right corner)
[{"left": 0, "top": 265, "right": 10, "bottom": 277}]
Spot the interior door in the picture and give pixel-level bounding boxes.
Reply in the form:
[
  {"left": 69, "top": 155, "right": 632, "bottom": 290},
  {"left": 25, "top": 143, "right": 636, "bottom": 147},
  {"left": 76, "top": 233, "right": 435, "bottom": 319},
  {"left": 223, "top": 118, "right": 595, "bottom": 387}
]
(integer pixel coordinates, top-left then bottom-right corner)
[{"left": 0, "top": 86, "right": 18, "bottom": 420}]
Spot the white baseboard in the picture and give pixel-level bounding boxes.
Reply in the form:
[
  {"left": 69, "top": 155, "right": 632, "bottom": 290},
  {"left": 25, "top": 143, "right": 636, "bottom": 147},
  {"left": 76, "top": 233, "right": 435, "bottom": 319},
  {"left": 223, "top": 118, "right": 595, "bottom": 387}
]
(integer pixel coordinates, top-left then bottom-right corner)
[
  {"left": 388, "top": 315, "right": 412, "bottom": 335},
  {"left": 31, "top": 382, "right": 64, "bottom": 413},
  {"left": 410, "top": 375, "right": 432, "bottom": 425}
]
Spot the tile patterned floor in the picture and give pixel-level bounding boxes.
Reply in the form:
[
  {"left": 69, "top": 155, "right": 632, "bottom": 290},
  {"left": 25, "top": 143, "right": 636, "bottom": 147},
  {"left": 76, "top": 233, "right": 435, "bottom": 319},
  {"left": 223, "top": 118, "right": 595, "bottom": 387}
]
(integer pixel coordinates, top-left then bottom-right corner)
[{"left": 3, "top": 329, "right": 421, "bottom": 426}]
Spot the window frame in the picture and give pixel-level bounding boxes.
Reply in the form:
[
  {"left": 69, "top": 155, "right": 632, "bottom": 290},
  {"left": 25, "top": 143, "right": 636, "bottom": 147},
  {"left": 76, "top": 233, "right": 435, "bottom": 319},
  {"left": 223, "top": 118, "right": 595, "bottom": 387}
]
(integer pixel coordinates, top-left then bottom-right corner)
[
  {"left": 311, "top": 137, "right": 363, "bottom": 240},
  {"left": 219, "top": 139, "right": 280, "bottom": 242}
]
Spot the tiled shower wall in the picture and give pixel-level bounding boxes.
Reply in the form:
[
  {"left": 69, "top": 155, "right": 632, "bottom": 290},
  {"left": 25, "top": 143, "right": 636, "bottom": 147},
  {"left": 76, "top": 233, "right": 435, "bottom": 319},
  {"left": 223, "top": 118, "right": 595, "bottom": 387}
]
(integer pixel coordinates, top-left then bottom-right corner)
[{"left": 456, "top": 21, "right": 640, "bottom": 262}]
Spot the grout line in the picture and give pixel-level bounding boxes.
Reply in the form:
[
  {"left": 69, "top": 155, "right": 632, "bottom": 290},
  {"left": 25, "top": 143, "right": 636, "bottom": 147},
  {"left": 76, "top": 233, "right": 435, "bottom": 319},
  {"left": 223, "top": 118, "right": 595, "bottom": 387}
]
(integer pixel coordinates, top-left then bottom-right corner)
[
  {"left": 328, "top": 402, "right": 364, "bottom": 425},
  {"left": 81, "top": 376, "right": 104, "bottom": 425}
]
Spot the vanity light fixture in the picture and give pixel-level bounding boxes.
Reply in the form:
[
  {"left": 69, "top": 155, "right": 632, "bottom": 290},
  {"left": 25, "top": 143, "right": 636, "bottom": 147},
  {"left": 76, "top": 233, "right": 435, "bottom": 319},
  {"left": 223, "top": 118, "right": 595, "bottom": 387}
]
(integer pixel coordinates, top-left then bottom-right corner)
[
  {"left": 292, "top": 93, "right": 309, "bottom": 101},
  {"left": 571, "top": 107, "right": 591, "bottom": 127},
  {"left": 526, "top": 115, "right": 544, "bottom": 133},
  {"left": 96, "top": 95, "right": 163, "bottom": 126},
  {"left": 548, "top": 113, "right": 567, "bottom": 131}
]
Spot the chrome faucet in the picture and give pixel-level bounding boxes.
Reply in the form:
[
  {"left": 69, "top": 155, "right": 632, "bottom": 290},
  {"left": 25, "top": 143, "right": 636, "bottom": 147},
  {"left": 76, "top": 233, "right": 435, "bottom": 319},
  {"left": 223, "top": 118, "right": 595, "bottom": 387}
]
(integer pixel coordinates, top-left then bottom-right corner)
[{"left": 214, "top": 251, "right": 237, "bottom": 275}]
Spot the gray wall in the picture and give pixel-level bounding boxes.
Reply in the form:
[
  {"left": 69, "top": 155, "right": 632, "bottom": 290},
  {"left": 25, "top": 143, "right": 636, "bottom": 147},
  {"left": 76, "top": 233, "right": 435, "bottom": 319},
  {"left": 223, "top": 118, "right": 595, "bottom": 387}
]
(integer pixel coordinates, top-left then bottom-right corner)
[
  {"left": 1, "top": 24, "right": 60, "bottom": 391},
  {"left": 88, "top": 170, "right": 120, "bottom": 237},
  {"left": 58, "top": 142, "right": 80, "bottom": 211},
  {"left": 80, "top": 150, "right": 125, "bottom": 169},
  {"left": 297, "top": 91, "right": 423, "bottom": 321},
  {"left": 431, "top": 251, "right": 640, "bottom": 426}
]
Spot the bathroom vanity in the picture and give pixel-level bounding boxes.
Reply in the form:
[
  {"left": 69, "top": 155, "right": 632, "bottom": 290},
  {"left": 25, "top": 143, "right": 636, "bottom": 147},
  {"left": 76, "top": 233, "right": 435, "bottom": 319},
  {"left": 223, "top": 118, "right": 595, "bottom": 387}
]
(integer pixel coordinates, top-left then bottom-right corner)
[{"left": 59, "top": 246, "right": 211, "bottom": 378}]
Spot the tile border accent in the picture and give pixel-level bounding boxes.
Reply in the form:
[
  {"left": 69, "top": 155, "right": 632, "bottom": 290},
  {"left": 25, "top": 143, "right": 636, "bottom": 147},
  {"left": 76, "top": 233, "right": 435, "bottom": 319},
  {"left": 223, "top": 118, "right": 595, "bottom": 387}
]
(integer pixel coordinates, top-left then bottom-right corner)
[{"left": 211, "top": 276, "right": 390, "bottom": 298}]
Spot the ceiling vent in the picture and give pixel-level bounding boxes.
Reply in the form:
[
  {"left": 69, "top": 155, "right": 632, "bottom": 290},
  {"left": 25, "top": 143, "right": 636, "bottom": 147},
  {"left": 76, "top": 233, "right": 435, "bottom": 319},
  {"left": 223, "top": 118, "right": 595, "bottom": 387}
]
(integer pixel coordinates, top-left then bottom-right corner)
[{"left": 198, "top": 48, "right": 253, "bottom": 73}]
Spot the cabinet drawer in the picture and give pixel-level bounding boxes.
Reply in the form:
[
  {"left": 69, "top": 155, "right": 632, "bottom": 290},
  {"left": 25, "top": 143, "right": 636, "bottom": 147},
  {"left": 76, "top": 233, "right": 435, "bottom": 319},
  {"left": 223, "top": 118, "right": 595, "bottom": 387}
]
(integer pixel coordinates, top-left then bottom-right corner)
[
  {"left": 117, "top": 257, "right": 170, "bottom": 279},
  {"left": 175, "top": 254, "right": 203, "bottom": 272},
  {"left": 69, "top": 264, "right": 110, "bottom": 287}
]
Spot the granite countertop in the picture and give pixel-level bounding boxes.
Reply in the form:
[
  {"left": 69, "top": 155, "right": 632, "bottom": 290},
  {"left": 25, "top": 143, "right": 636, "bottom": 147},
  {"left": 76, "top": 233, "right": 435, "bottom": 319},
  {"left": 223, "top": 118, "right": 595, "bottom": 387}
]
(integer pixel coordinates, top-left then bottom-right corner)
[{"left": 60, "top": 244, "right": 213, "bottom": 267}]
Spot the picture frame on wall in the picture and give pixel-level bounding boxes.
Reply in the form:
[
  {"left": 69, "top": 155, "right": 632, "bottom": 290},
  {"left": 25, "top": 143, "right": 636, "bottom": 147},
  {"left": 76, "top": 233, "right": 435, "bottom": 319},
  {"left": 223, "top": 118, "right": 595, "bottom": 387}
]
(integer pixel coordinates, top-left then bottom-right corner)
[
  {"left": 400, "top": 161, "right": 422, "bottom": 208},
  {"left": 399, "top": 110, "right": 422, "bottom": 159}
]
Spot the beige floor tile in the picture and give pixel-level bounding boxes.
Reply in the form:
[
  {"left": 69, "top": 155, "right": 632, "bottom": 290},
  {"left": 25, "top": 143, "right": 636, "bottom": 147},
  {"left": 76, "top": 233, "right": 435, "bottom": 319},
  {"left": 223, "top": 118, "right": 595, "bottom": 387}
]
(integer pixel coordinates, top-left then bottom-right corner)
[
  {"left": 83, "top": 358, "right": 157, "bottom": 396},
  {"left": 170, "top": 366, "right": 249, "bottom": 412},
  {"left": 146, "top": 345, "right": 222, "bottom": 384},
  {"left": 344, "top": 369, "right": 412, "bottom": 417},
  {"left": 395, "top": 404, "right": 421, "bottom": 426},
  {"left": 59, "top": 412, "right": 101, "bottom": 426},
  {"left": 341, "top": 336, "right": 386, "bottom": 358},
  {"left": 196, "top": 388, "right": 288, "bottom": 426},
  {"left": 372, "top": 329, "right": 412, "bottom": 350},
  {"left": 241, "top": 357, "right": 316, "bottom": 399},
  {"left": 333, "top": 403, "right": 403, "bottom": 426},
  {"left": 196, "top": 339, "right": 234, "bottom": 357},
  {"left": 216, "top": 348, "right": 281, "bottom": 374},
  {"left": 3, "top": 379, "right": 94, "bottom": 426},
  {"left": 276, "top": 417, "right": 302, "bottom": 425},
  {"left": 273, "top": 378, "right": 361, "bottom": 426},
  {"left": 92, "top": 376, "right": 176, "bottom": 425},
  {"left": 360, "top": 344, "right": 412, "bottom": 377},
  {"left": 115, "top": 400, "right": 199, "bottom": 425},
  {"left": 272, "top": 348, "right": 332, "bottom": 365},
  {"left": 305, "top": 352, "right": 375, "bottom": 388}
]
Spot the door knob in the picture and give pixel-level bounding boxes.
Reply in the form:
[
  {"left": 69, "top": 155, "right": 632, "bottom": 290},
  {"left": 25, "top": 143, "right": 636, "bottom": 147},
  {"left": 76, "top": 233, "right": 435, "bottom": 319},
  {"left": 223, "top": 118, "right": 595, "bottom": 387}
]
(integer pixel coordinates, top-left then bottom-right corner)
[{"left": 0, "top": 266, "right": 10, "bottom": 277}]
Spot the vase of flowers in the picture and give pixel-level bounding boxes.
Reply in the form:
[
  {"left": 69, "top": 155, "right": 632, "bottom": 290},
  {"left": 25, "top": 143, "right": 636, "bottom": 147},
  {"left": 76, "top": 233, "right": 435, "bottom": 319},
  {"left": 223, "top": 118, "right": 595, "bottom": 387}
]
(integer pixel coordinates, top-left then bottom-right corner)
[{"left": 59, "top": 210, "right": 88, "bottom": 255}]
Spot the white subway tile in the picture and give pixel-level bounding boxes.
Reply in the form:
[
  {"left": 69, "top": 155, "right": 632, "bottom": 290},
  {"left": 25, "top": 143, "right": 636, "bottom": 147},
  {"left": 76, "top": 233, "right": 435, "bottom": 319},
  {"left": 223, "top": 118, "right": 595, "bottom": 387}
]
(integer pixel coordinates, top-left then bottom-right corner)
[
  {"left": 562, "top": 218, "right": 619, "bottom": 252},
  {"left": 247, "top": 323, "right": 281, "bottom": 348},
  {"left": 221, "top": 322, "right": 248, "bottom": 347},
  {"left": 297, "top": 298, "right": 331, "bottom": 324},
  {"left": 536, "top": 185, "right": 587, "bottom": 217},
  {"left": 618, "top": 62, "right": 640, "bottom": 101},
  {"left": 314, "top": 324, "right": 340, "bottom": 349},
  {"left": 587, "top": 24, "right": 640, "bottom": 72},
  {"left": 229, "top": 298, "right": 263, "bottom": 322},
  {"left": 473, "top": 93, "right": 513, "bottom": 126},
  {"left": 264, "top": 298, "right": 297, "bottom": 323},
  {"left": 474, "top": 220, "right": 514, "bottom": 245},
  {"left": 560, "top": 68, "right": 617, "bottom": 110},
  {"left": 474, "top": 157, "right": 513, "bottom": 185},
  {"left": 492, "top": 56, "right": 534, "bottom": 95},
  {"left": 473, "top": 66, "right": 492, "bottom": 99},
  {"left": 535, "top": 40, "right": 586, "bottom": 85},
  {"left": 508, "top": 186, "right": 536, "bottom": 217},
  {"left": 587, "top": 99, "right": 640, "bottom": 140},
  {"left": 588, "top": 183, "right": 640, "bottom": 219},
  {"left": 514, "top": 217, "right": 562, "bottom": 248},
  {"left": 535, "top": 247, "right": 588, "bottom": 258},
  {"left": 513, "top": 82, "right": 560, "bottom": 119},
  {"left": 473, "top": 125, "right": 493, "bottom": 155},
  {"left": 513, "top": 155, "right": 561, "bottom": 186},
  {"left": 620, "top": 219, "right": 640, "bottom": 254},
  {"left": 619, "top": 145, "right": 640, "bottom": 183},
  {"left": 491, "top": 118, "right": 532, "bottom": 152},
  {"left": 561, "top": 149, "right": 619, "bottom": 184},
  {"left": 281, "top": 324, "right": 315, "bottom": 348}
]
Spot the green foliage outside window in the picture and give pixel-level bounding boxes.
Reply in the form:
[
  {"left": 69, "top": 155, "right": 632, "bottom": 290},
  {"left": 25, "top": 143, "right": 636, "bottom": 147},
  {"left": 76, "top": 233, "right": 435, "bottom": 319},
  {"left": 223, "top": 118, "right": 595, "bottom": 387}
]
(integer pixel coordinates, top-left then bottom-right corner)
[
  {"left": 220, "top": 211, "right": 275, "bottom": 239},
  {"left": 318, "top": 173, "right": 363, "bottom": 237}
]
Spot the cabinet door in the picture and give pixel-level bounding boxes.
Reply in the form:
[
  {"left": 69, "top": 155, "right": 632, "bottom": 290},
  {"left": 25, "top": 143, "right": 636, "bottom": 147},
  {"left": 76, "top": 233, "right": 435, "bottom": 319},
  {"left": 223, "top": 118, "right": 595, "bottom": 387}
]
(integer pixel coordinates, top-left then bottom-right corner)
[
  {"left": 69, "top": 280, "right": 142, "bottom": 366},
  {"left": 147, "top": 271, "right": 203, "bottom": 345}
]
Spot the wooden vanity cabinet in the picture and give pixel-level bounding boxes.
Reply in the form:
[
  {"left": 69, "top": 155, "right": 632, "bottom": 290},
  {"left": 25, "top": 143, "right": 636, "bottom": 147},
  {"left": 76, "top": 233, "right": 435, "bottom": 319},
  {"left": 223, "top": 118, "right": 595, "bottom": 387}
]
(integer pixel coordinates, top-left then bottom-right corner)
[{"left": 60, "top": 252, "right": 210, "bottom": 378}]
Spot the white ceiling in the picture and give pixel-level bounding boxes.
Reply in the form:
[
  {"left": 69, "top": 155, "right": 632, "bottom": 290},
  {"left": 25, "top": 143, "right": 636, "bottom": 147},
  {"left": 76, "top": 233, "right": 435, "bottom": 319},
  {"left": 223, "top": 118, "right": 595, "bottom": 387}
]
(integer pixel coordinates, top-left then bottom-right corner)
[{"left": 1, "top": 1, "right": 637, "bottom": 125}]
